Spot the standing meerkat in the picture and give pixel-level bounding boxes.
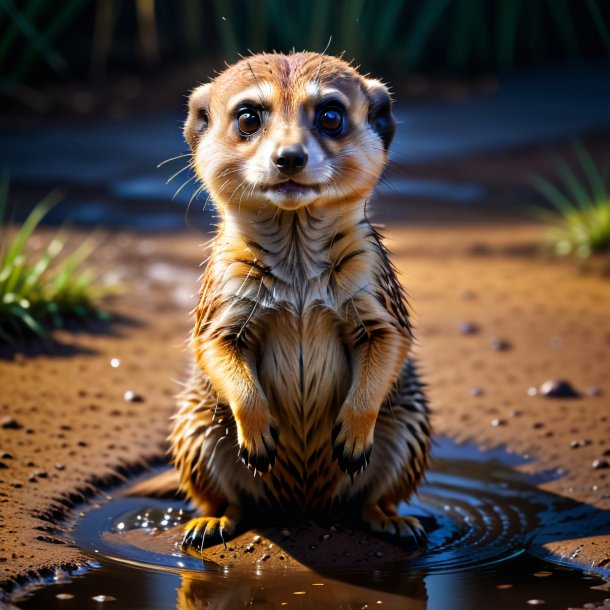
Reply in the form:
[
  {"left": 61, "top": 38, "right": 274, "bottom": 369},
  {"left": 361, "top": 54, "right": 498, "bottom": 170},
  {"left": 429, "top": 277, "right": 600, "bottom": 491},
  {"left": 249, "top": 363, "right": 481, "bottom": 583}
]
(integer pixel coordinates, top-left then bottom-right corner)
[{"left": 170, "top": 51, "right": 431, "bottom": 551}]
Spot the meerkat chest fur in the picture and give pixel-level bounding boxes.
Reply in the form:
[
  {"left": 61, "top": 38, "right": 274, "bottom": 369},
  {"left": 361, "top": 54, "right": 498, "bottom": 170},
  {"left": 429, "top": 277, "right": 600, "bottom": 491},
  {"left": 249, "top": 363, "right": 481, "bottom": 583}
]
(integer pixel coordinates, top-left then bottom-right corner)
[{"left": 216, "top": 203, "right": 376, "bottom": 313}]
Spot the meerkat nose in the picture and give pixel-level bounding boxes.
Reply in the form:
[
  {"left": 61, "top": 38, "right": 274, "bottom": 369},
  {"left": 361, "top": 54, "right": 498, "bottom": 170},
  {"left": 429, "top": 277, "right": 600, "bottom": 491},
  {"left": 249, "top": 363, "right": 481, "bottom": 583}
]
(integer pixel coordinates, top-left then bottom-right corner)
[{"left": 274, "top": 144, "right": 308, "bottom": 177}]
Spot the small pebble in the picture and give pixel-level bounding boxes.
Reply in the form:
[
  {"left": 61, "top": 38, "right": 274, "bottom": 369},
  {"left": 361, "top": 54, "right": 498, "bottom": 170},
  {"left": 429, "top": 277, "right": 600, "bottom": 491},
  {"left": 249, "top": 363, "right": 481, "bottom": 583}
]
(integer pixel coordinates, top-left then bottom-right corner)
[
  {"left": 470, "top": 387, "right": 483, "bottom": 397},
  {"left": 491, "top": 418, "right": 506, "bottom": 427},
  {"left": 489, "top": 337, "right": 511, "bottom": 351},
  {"left": 459, "top": 289, "right": 477, "bottom": 300},
  {"left": 539, "top": 379, "right": 580, "bottom": 398},
  {"left": 1, "top": 417, "right": 23, "bottom": 430},
  {"left": 92, "top": 595, "right": 116, "bottom": 602},
  {"left": 252, "top": 535, "right": 261, "bottom": 543},
  {"left": 244, "top": 544, "right": 254, "bottom": 553},
  {"left": 319, "top": 533, "right": 331, "bottom": 541},
  {"left": 602, "top": 449, "right": 610, "bottom": 457},
  {"left": 123, "top": 390, "right": 144, "bottom": 403},
  {"left": 110, "top": 358, "right": 120, "bottom": 368},
  {"left": 508, "top": 410, "right": 522, "bottom": 417},
  {"left": 570, "top": 439, "right": 591, "bottom": 449},
  {"left": 459, "top": 322, "right": 478, "bottom": 335},
  {"left": 532, "top": 422, "right": 544, "bottom": 429},
  {"left": 526, "top": 600, "right": 546, "bottom": 606},
  {"left": 586, "top": 386, "right": 602, "bottom": 397},
  {"left": 592, "top": 459, "right": 609, "bottom": 470},
  {"left": 527, "top": 387, "right": 538, "bottom": 397},
  {"left": 261, "top": 553, "right": 270, "bottom": 561},
  {"left": 0, "top": 452, "right": 14, "bottom": 459},
  {"left": 56, "top": 593, "right": 74, "bottom": 600},
  {"left": 55, "top": 463, "right": 65, "bottom": 471}
]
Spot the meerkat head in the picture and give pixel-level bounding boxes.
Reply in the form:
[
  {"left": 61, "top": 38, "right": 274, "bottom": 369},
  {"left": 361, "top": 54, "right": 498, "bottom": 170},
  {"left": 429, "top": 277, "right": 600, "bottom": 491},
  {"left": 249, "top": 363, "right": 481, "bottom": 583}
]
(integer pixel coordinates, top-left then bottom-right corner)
[{"left": 184, "top": 52, "right": 395, "bottom": 213}]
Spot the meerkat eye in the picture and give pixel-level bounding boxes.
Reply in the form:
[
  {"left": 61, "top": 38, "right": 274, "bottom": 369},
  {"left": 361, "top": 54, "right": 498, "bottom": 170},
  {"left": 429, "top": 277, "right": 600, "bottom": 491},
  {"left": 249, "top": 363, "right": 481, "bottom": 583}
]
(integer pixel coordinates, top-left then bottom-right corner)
[
  {"left": 317, "top": 104, "right": 345, "bottom": 137},
  {"left": 236, "top": 106, "right": 262, "bottom": 136}
]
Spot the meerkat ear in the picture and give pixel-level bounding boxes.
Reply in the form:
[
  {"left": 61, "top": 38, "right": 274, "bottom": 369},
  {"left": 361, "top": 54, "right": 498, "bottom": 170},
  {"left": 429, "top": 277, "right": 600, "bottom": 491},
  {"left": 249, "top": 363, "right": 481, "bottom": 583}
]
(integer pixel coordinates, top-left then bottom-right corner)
[
  {"left": 184, "top": 83, "right": 212, "bottom": 151},
  {"left": 363, "top": 78, "right": 395, "bottom": 152}
]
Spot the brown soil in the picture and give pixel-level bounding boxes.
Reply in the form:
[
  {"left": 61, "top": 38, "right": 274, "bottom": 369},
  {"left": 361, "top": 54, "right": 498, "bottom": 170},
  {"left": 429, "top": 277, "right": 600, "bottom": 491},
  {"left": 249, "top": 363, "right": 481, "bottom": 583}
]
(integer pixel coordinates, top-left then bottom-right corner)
[{"left": 1, "top": 202, "right": 609, "bottom": 592}]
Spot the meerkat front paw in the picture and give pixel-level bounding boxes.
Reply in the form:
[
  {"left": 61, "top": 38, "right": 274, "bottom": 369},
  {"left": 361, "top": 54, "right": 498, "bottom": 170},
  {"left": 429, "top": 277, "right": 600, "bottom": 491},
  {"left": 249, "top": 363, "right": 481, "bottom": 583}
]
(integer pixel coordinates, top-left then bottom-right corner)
[
  {"left": 235, "top": 411, "right": 279, "bottom": 475},
  {"left": 331, "top": 408, "right": 376, "bottom": 477}
]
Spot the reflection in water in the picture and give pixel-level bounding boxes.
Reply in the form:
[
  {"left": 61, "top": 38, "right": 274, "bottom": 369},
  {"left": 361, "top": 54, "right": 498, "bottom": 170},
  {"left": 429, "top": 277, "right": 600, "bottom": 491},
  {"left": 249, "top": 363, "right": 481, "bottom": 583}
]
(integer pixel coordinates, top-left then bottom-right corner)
[{"left": 176, "top": 570, "right": 426, "bottom": 610}]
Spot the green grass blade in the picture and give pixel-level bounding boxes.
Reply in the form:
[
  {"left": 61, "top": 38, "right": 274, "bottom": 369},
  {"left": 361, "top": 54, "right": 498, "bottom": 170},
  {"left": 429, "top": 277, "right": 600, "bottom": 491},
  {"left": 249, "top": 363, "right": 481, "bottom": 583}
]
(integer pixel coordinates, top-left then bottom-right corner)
[
  {"left": 13, "top": 0, "right": 91, "bottom": 81},
  {"left": 546, "top": 0, "right": 579, "bottom": 59},
  {"left": 403, "top": 0, "right": 453, "bottom": 71},
  {"left": 0, "top": 0, "right": 46, "bottom": 69},
  {"left": 530, "top": 175, "right": 578, "bottom": 214},
  {"left": 572, "top": 140, "right": 608, "bottom": 204},
  {"left": 585, "top": 0, "right": 610, "bottom": 53},
  {"left": 553, "top": 157, "right": 592, "bottom": 210},
  {"left": 496, "top": 0, "right": 521, "bottom": 70},
  {"left": 371, "top": 0, "right": 404, "bottom": 56},
  {"left": 2, "top": 190, "right": 62, "bottom": 267},
  {"left": 0, "top": 0, "right": 67, "bottom": 74}
]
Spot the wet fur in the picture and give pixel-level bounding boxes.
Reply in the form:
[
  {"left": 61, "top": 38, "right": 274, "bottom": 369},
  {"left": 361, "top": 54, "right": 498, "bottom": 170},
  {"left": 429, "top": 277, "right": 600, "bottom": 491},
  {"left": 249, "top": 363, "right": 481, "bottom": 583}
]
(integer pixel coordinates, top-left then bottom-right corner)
[{"left": 170, "top": 52, "right": 431, "bottom": 548}]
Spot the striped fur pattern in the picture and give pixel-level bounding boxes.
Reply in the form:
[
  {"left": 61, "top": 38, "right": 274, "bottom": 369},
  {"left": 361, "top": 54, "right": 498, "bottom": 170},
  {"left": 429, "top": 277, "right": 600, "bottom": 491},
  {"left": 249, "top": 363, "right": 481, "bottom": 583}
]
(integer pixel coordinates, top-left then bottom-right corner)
[{"left": 171, "top": 52, "right": 431, "bottom": 548}]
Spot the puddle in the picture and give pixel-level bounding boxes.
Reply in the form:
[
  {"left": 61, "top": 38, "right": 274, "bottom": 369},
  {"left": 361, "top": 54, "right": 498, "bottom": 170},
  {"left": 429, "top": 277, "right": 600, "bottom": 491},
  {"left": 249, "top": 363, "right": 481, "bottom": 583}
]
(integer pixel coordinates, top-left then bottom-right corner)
[{"left": 13, "top": 439, "right": 609, "bottom": 610}]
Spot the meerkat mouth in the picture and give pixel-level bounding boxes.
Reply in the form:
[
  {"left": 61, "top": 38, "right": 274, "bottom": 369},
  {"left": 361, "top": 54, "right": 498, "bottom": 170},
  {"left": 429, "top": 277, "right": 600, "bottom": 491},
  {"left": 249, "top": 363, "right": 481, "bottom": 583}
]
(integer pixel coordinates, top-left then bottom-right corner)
[{"left": 269, "top": 180, "right": 320, "bottom": 196}]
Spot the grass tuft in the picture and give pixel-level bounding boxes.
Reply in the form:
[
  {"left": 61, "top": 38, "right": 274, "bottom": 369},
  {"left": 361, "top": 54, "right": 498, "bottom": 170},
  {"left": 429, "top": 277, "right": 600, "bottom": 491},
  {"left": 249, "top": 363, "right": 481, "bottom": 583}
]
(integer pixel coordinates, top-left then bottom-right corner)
[
  {"left": 532, "top": 143, "right": 610, "bottom": 259},
  {"left": 0, "top": 177, "right": 111, "bottom": 344}
]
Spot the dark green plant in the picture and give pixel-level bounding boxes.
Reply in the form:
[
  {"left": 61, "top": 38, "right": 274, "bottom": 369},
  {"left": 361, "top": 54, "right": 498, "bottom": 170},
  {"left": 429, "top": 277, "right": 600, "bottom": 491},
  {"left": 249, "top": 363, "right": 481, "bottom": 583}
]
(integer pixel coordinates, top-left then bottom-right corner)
[
  {"left": 532, "top": 143, "right": 610, "bottom": 259},
  {"left": 0, "top": 178, "right": 110, "bottom": 343},
  {"left": 2, "top": 0, "right": 610, "bottom": 94}
]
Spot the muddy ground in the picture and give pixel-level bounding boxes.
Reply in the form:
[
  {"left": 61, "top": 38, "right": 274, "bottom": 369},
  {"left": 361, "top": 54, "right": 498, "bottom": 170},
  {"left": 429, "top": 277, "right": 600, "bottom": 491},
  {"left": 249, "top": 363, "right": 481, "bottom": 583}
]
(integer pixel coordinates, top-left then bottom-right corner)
[{"left": 1, "top": 145, "right": 610, "bottom": 595}]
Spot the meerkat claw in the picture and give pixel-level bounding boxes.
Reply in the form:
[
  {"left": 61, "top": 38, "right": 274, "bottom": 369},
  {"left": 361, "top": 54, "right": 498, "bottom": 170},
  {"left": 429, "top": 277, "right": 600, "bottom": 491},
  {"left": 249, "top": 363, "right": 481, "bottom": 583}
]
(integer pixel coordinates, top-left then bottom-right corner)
[
  {"left": 181, "top": 516, "right": 235, "bottom": 553},
  {"left": 238, "top": 440, "right": 275, "bottom": 475}
]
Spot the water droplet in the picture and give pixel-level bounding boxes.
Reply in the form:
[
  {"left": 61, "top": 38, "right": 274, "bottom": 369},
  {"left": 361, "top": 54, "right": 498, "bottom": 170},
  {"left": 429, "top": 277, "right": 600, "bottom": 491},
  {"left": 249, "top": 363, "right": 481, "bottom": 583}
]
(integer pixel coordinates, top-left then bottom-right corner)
[{"left": 92, "top": 594, "right": 116, "bottom": 602}]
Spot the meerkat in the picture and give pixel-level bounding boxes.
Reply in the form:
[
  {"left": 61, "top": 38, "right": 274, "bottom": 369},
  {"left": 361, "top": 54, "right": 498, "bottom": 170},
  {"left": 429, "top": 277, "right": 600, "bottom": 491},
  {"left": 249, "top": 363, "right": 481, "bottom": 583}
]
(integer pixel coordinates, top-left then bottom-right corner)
[{"left": 170, "top": 51, "right": 431, "bottom": 552}]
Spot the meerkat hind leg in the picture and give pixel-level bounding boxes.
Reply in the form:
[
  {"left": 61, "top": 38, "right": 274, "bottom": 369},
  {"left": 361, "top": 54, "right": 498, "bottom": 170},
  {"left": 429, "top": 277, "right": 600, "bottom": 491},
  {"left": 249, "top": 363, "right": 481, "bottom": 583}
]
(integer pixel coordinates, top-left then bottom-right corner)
[
  {"left": 182, "top": 504, "right": 242, "bottom": 553},
  {"left": 362, "top": 503, "right": 427, "bottom": 546}
]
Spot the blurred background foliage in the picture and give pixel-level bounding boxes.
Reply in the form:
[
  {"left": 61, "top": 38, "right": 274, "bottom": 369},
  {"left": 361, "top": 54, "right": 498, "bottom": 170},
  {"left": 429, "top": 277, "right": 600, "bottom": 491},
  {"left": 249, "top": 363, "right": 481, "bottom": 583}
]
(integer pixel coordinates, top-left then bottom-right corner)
[{"left": 1, "top": 0, "right": 609, "bottom": 95}]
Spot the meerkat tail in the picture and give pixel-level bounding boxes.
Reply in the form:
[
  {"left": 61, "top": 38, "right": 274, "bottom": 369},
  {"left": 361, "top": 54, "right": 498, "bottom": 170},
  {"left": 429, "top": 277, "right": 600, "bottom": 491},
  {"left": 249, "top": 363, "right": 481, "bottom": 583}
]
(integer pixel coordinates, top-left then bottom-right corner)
[{"left": 127, "top": 468, "right": 182, "bottom": 498}]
